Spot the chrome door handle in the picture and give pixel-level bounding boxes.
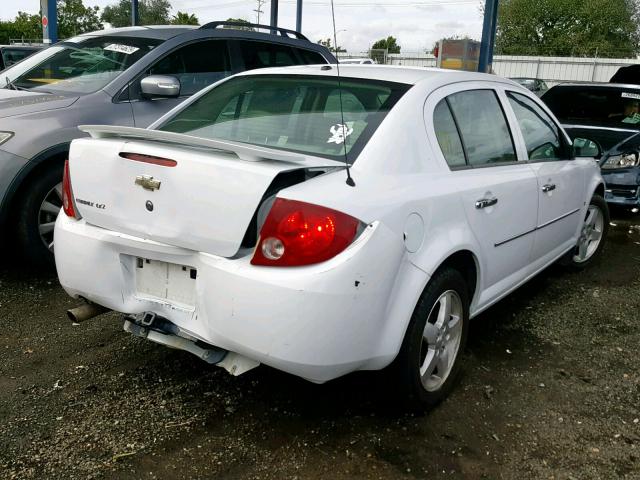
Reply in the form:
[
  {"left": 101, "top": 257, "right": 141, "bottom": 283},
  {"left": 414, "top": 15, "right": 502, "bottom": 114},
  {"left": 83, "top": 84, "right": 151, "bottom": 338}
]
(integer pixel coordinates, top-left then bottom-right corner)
[
  {"left": 475, "top": 197, "right": 498, "bottom": 209},
  {"left": 542, "top": 183, "right": 556, "bottom": 192}
]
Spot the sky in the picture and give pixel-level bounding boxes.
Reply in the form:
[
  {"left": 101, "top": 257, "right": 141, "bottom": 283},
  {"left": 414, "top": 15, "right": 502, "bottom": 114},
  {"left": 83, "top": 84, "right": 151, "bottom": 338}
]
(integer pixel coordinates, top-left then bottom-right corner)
[{"left": 0, "top": 0, "right": 484, "bottom": 53}]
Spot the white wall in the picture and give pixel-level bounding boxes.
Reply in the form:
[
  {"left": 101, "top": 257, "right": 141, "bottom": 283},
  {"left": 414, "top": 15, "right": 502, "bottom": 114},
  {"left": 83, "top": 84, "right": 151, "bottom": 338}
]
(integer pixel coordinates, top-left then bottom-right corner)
[{"left": 347, "top": 52, "right": 639, "bottom": 86}]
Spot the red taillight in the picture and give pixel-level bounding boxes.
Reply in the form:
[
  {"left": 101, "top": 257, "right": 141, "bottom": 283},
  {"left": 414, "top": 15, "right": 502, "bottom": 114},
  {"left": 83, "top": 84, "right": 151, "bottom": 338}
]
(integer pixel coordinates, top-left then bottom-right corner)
[
  {"left": 62, "top": 159, "right": 78, "bottom": 219},
  {"left": 119, "top": 152, "right": 177, "bottom": 167},
  {"left": 251, "top": 198, "right": 361, "bottom": 267}
]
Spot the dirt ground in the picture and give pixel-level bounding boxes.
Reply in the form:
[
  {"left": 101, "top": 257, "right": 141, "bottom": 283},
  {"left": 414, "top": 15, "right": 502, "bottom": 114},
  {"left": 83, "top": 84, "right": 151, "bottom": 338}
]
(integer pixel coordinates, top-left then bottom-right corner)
[{"left": 1, "top": 211, "right": 639, "bottom": 480}]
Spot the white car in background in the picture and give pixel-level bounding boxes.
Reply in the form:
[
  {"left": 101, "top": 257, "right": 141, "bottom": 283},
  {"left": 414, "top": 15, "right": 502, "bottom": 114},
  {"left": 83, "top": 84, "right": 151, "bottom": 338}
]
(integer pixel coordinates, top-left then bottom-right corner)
[
  {"left": 340, "top": 57, "right": 375, "bottom": 64},
  {"left": 54, "top": 66, "right": 607, "bottom": 408}
]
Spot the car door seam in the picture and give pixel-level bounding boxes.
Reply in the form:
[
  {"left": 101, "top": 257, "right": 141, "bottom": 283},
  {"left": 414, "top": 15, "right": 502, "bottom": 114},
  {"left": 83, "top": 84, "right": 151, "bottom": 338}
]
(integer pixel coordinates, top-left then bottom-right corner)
[{"left": 494, "top": 207, "right": 581, "bottom": 247}]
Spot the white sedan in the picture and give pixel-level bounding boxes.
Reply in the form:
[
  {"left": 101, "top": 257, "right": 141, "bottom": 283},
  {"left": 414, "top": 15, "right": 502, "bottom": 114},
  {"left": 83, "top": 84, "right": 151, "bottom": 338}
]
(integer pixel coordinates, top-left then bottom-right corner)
[{"left": 54, "top": 65, "right": 608, "bottom": 408}]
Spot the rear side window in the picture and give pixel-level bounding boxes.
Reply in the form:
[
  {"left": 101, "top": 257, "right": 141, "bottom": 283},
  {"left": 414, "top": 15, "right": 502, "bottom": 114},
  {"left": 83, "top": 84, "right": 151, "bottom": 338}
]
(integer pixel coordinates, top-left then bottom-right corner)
[
  {"left": 238, "top": 41, "right": 298, "bottom": 69},
  {"left": 159, "top": 75, "right": 409, "bottom": 163},
  {"left": 446, "top": 90, "right": 516, "bottom": 166},
  {"left": 433, "top": 100, "right": 466, "bottom": 167},
  {"left": 150, "top": 40, "right": 230, "bottom": 96},
  {"left": 297, "top": 49, "right": 327, "bottom": 65},
  {"left": 507, "top": 92, "right": 564, "bottom": 161}
]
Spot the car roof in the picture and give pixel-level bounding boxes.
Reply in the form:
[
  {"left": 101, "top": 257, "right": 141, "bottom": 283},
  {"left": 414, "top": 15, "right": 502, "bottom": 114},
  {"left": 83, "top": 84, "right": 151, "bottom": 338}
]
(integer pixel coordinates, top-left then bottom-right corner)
[
  {"left": 78, "top": 25, "right": 198, "bottom": 41},
  {"left": 236, "top": 64, "right": 521, "bottom": 87},
  {"left": 75, "top": 25, "right": 328, "bottom": 50},
  {"left": 550, "top": 82, "right": 640, "bottom": 90}
]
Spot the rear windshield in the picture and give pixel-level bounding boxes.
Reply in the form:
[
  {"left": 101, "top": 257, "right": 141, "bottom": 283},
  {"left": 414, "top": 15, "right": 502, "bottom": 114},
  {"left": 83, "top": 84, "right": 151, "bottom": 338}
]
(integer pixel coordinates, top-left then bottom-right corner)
[
  {"left": 158, "top": 74, "right": 409, "bottom": 163},
  {"left": 543, "top": 86, "right": 640, "bottom": 129}
]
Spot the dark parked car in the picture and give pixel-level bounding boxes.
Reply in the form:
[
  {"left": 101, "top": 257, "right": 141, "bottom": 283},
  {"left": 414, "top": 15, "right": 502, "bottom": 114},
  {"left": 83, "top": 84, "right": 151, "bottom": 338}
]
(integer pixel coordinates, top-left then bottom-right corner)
[
  {"left": 610, "top": 64, "right": 640, "bottom": 85},
  {"left": 510, "top": 77, "right": 548, "bottom": 96},
  {"left": 0, "top": 22, "right": 335, "bottom": 265},
  {"left": 0, "top": 45, "right": 43, "bottom": 70},
  {"left": 542, "top": 83, "right": 640, "bottom": 209}
]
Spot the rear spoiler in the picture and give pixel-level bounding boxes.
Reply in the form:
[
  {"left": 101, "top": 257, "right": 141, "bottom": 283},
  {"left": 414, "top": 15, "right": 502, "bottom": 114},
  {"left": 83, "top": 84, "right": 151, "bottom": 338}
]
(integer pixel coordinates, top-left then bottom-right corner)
[{"left": 78, "top": 125, "right": 337, "bottom": 165}]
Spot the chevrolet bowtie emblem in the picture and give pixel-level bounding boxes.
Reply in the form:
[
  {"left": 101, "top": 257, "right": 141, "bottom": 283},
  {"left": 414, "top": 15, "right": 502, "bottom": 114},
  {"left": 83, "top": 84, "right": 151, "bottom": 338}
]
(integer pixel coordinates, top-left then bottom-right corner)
[{"left": 135, "top": 175, "right": 161, "bottom": 191}]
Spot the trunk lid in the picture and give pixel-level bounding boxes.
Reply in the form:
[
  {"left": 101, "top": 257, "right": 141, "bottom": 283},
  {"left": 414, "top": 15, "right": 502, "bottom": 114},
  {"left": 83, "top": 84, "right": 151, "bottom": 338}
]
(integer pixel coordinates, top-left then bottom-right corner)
[{"left": 69, "top": 126, "right": 342, "bottom": 257}]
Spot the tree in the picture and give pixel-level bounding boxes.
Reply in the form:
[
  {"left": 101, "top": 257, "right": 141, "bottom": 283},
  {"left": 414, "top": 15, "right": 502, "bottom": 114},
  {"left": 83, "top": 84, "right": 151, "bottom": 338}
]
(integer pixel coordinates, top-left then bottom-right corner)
[
  {"left": 0, "top": 12, "right": 41, "bottom": 44},
  {"left": 371, "top": 36, "right": 400, "bottom": 54},
  {"left": 171, "top": 11, "right": 198, "bottom": 25},
  {"left": 316, "top": 38, "right": 345, "bottom": 53},
  {"left": 101, "top": 0, "right": 171, "bottom": 27},
  {"left": 495, "top": 0, "right": 640, "bottom": 58},
  {"left": 57, "top": 0, "right": 102, "bottom": 37},
  {"left": 224, "top": 18, "right": 254, "bottom": 30}
]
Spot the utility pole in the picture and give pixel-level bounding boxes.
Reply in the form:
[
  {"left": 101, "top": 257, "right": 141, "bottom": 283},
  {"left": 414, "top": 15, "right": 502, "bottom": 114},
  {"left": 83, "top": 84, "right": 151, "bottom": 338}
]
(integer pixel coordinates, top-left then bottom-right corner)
[
  {"left": 478, "top": 0, "right": 499, "bottom": 73},
  {"left": 296, "top": 0, "right": 303, "bottom": 32},
  {"left": 254, "top": 0, "right": 266, "bottom": 25},
  {"left": 270, "top": 0, "right": 278, "bottom": 29},
  {"left": 40, "top": 0, "right": 57, "bottom": 44},
  {"left": 131, "top": 0, "right": 139, "bottom": 26}
]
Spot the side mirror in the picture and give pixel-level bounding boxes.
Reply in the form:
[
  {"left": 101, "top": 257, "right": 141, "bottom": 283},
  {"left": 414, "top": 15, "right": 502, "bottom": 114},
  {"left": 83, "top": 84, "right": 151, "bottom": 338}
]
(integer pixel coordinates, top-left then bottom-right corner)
[
  {"left": 573, "top": 137, "right": 602, "bottom": 158},
  {"left": 140, "top": 75, "right": 180, "bottom": 98}
]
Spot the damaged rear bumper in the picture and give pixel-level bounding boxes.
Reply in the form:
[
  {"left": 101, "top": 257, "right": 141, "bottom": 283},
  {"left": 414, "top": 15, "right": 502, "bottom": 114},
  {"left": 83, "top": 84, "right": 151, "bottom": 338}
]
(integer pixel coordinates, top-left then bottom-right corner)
[{"left": 54, "top": 213, "right": 405, "bottom": 383}]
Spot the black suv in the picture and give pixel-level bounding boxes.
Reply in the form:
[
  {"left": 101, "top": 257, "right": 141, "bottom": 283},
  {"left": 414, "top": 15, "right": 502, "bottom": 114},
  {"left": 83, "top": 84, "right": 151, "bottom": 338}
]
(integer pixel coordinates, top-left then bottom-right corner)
[
  {"left": 542, "top": 83, "right": 640, "bottom": 210},
  {"left": 0, "top": 21, "right": 335, "bottom": 265}
]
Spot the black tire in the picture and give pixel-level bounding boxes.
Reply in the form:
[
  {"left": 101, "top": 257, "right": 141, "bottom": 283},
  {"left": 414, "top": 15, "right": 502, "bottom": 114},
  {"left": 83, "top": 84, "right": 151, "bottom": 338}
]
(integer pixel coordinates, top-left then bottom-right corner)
[
  {"left": 390, "top": 267, "right": 470, "bottom": 411},
  {"left": 15, "top": 164, "right": 64, "bottom": 268},
  {"left": 559, "top": 194, "right": 609, "bottom": 270}
]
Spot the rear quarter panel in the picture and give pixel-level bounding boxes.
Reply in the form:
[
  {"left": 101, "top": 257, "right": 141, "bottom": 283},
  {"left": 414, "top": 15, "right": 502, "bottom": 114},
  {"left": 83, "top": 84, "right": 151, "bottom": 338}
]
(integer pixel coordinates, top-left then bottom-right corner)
[{"left": 278, "top": 81, "right": 484, "bottom": 364}]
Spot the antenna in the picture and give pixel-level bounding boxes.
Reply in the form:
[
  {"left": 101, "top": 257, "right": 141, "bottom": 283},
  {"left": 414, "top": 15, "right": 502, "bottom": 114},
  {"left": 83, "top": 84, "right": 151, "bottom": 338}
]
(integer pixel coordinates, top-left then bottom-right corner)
[{"left": 330, "top": 0, "right": 355, "bottom": 187}]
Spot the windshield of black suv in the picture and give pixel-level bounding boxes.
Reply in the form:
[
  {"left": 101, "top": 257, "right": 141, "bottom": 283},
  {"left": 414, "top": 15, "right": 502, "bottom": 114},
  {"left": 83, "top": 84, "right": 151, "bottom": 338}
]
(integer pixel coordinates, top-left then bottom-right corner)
[
  {"left": 158, "top": 74, "right": 409, "bottom": 163},
  {"left": 3, "top": 35, "right": 161, "bottom": 95},
  {"left": 543, "top": 86, "right": 640, "bottom": 129}
]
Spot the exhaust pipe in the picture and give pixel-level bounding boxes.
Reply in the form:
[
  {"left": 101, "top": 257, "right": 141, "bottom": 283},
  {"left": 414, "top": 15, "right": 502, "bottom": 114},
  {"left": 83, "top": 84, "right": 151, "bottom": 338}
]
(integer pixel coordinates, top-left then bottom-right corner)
[{"left": 67, "top": 303, "right": 110, "bottom": 323}]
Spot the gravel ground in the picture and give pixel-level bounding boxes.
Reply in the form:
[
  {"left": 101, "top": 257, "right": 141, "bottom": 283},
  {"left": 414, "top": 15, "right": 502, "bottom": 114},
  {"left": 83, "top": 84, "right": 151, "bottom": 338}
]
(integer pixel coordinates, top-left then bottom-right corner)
[{"left": 1, "top": 211, "right": 639, "bottom": 480}]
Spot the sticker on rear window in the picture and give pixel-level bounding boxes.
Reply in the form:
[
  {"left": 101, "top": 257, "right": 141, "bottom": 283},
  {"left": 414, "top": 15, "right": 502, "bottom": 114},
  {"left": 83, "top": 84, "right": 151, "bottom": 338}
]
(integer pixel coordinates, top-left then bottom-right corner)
[
  {"left": 327, "top": 122, "right": 354, "bottom": 145},
  {"left": 104, "top": 44, "right": 139, "bottom": 55},
  {"left": 621, "top": 92, "right": 640, "bottom": 100}
]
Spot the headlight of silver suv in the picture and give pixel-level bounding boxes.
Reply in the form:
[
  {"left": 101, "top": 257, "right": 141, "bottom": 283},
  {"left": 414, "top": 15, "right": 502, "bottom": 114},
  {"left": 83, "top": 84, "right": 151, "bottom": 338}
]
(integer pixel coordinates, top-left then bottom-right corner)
[
  {"left": 0, "top": 131, "right": 14, "bottom": 146},
  {"left": 602, "top": 152, "right": 640, "bottom": 169}
]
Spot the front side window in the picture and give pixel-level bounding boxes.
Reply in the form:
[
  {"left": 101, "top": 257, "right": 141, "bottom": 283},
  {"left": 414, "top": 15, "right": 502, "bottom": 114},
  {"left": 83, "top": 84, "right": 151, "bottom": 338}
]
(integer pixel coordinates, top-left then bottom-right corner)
[
  {"left": 159, "top": 75, "right": 409, "bottom": 163},
  {"left": 507, "top": 92, "right": 565, "bottom": 161},
  {"left": 149, "top": 40, "right": 230, "bottom": 96},
  {"left": 4, "top": 36, "right": 161, "bottom": 95},
  {"left": 446, "top": 89, "right": 517, "bottom": 166}
]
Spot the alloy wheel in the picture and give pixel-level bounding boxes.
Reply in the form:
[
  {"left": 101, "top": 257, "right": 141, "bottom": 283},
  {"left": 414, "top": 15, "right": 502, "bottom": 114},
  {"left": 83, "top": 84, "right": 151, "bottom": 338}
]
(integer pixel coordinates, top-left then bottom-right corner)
[
  {"left": 38, "top": 181, "right": 63, "bottom": 252},
  {"left": 573, "top": 205, "right": 604, "bottom": 263},
  {"left": 419, "top": 290, "right": 463, "bottom": 392}
]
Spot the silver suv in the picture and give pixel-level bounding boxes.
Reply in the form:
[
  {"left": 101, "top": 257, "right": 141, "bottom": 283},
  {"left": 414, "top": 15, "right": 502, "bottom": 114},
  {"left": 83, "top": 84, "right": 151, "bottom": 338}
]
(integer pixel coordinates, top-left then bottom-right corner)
[{"left": 0, "top": 22, "right": 334, "bottom": 265}]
